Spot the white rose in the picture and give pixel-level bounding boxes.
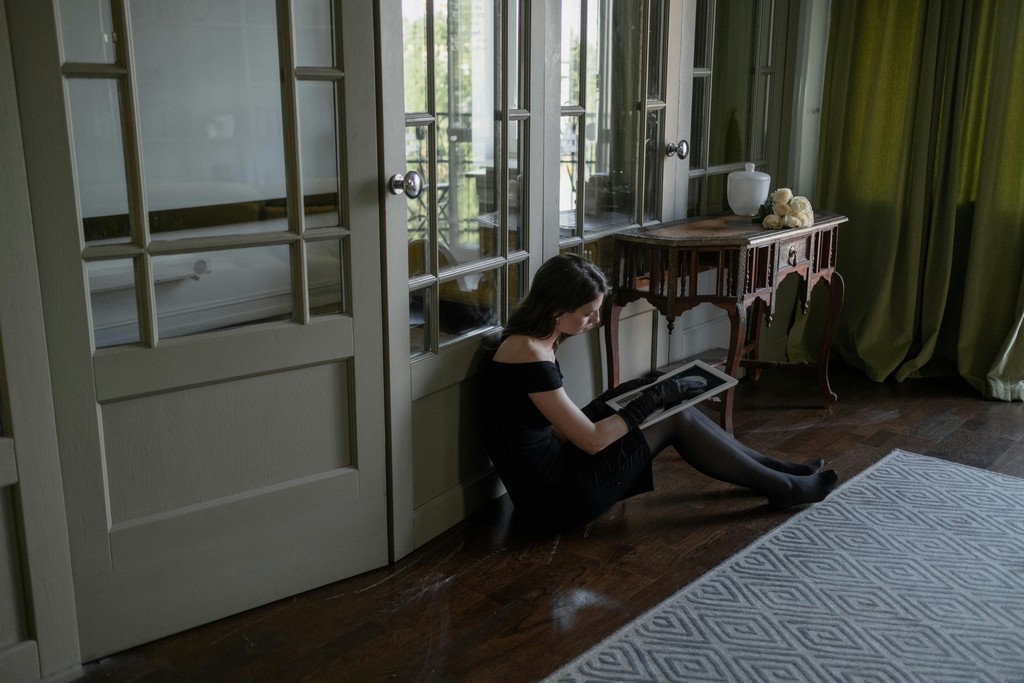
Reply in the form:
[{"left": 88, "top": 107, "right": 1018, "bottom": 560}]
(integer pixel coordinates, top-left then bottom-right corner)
[
  {"left": 799, "top": 209, "right": 815, "bottom": 226},
  {"left": 774, "top": 200, "right": 794, "bottom": 217},
  {"left": 782, "top": 213, "right": 801, "bottom": 228},
  {"left": 771, "top": 188, "right": 793, "bottom": 205},
  {"left": 790, "top": 196, "right": 813, "bottom": 214},
  {"left": 762, "top": 214, "right": 783, "bottom": 229}
]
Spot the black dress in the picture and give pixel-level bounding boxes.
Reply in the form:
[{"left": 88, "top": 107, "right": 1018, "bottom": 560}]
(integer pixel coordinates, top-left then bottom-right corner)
[{"left": 481, "top": 358, "right": 654, "bottom": 532}]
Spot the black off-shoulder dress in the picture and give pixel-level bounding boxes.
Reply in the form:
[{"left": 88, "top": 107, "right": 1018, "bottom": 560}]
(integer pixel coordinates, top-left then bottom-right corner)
[{"left": 481, "top": 358, "right": 654, "bottom": 532}]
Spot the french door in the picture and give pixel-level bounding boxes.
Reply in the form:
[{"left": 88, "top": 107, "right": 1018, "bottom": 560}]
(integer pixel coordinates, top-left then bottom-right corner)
[{"left": 11, "top": 0, "right": 389, "bottom": 658}]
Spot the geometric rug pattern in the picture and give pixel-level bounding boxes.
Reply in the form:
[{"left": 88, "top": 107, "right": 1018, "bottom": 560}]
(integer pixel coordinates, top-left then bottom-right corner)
[{"left": 544, "top": 450, "right": 1024, "bottom": 682}]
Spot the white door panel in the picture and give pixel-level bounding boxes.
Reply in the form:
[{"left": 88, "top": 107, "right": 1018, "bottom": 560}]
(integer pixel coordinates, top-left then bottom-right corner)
[{"left": 10, "top": 0, "right": 389, "bottom": 659}]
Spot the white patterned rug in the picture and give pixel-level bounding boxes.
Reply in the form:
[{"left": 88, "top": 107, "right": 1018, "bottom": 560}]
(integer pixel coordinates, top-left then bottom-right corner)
[{"left": 544, "top": 450, "right": 1024, "bottom": 682}]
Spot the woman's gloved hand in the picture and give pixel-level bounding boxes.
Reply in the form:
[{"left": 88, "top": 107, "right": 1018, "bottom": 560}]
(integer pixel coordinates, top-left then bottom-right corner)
[
  {"left": 616, "top": 375, "right": 708, "bottom": 431},
  {"left": 580, "top": 376, "right": 654, "bottom": 422}
]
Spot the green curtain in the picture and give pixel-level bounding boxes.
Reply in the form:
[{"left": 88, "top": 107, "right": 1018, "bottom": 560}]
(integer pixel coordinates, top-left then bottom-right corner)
[{"left": 813, "top": 0, "right": 1024, "bottom": 401}]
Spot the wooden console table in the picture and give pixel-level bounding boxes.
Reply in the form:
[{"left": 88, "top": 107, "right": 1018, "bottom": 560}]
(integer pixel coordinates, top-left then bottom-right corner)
[{"left": 604, "top": 211, "right": 848, "bottom": 432}]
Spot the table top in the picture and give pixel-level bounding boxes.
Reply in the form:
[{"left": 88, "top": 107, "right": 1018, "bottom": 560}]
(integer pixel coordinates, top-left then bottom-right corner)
[{"left": 615, "top": 210, "right": 847, "bottom": 247}]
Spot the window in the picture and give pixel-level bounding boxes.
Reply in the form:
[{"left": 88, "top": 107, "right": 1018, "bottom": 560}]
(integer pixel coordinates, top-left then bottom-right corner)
[
  {"left": 687, "top": 0, "right": 789, "bottom": 215},
  {"left": 558, "top": 0, "right": 667, "bottom": 252},
  {"left": 60, "top": 0, "right": 349, "bottom": 348},
  {"left": 403, "top": 0, "right": 526, "bottom": 356}
]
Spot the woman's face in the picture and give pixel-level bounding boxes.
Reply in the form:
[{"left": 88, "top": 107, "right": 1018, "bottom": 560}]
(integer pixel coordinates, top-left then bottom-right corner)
[{"left": 556, "top": 295, "right": 604, "bottom": 336}]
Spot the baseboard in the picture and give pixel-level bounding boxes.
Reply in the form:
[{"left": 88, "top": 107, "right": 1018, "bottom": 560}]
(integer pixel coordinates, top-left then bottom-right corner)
[{"left": 412, "top": 468, "right": 505, "bottom": 549}]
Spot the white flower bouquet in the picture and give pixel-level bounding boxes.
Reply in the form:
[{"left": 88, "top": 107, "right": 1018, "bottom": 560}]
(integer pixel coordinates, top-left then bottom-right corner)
[{"left": 756, "top": 188, "right": 814, "bottom": 229}]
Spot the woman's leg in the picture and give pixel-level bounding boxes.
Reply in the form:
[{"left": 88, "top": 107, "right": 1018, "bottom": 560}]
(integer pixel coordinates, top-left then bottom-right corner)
[{"left": 642, "top": 407, "right": 837, "bottom": 508}]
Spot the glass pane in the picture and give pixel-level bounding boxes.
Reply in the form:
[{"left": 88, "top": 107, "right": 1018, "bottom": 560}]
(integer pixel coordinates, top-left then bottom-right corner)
[
  {"left": 408, "top": 232, "right": 430, "bottom": 280},
  {"left": 507, "top": 259, "right": 527, "bottom": 313},
  {"left": 580, "top": 0, "right": 640, "bottom": 234},
  {"left": 435, "top": 0, "right": 498, "bottom": 268},
  {"left": 298, "top": 81, "right": 341, "bottom": 229},
  {"left": 508, "top": 0, "right": 521, "bottom": 109},
  {"left": 759, "top": 0, "right": 777, "bottom": 67},
  {"left": 706, "top": 172, "right": 728, "bottom": 214},
  {"left": 560, "top": 0, "right": 582, "bottom": 107},
  {"left": 690, "top": 76, "right": 708, "bottom": 170},
  {"left": 293, "top": 0, "right": 334, "bottom": 67},
  {"left": 508, "top": 120, "right": 525, "bottom": 252},
  {"left": 643, "top": 110, "right": 662, "bottom": 223},
  {"left": 154, "top": 244, "right": 292, "bottom": 340},
  {"left": 693, "top": 0, "right": 711, "bottom": 70},
  {"left": 559, "top": 115, "right": 580, "bottom": 238},
  {"left": 308, "top": 239, "right": 346, "bottom": 316},
  {"left": 130, "top": 0, "right": 288, "bottom": 240},
  {"left": 410, "top": 286, "right": 431, "bottom": 356},
  {"left": 88, "top": 258, "right": 141, "bottom": 347},
  {"left": 708, "top": 0, "right": 757, "bottom": 167},
  {"left": 58, "top": 0, "right": 115, "bottom": 64},
  {"left": 753, "top": 73, "right": 772, "bottom": 161},
  {"left": 68, "top": 79, "right": 131, "bottom": 243},
  {"left": 403, "top": 0, "right": 429, "bottom": 113},
  {"left": 439, "top": 269, "right": 499, "bottom": 345},
  {"left": 646, "top": 0, "right": 665, "bottom": 101},
  {"left": 406, "top": 125, "right": 431, "bottom": 275},
  {"left": 687, "top": 175, "right": 703, "bottom": 215}
]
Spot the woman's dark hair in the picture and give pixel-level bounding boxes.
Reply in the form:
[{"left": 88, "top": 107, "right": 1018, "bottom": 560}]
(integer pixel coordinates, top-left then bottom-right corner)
[{"left": 504, "top": 253, "right": 611, "bottom": 344}]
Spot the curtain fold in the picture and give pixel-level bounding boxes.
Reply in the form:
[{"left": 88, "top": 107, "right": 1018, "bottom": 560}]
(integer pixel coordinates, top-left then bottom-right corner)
[{"left": 815, "top": 0, "right": 1024, "bottom": 400}]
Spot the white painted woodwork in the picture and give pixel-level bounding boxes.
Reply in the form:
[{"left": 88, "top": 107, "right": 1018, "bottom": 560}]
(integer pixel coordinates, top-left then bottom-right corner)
[
  {"left": 0, "top": 1, "right": 82, "bottom": 679},
  {"left": 8, "top": 0, "right": 389, "bottom": 660}
]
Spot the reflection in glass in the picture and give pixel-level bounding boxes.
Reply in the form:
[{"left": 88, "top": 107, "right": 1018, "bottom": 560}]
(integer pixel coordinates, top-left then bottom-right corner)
[
  {"left": 406, "top": 125, "right": 432, "bottom": 276},
  {"left": 88, "top": 259, "right": 140, "bottom": 347},
  {"left": 433, "top": 0, "right": 497, "bottom": 268},
  {"left": 708, "top": 0, "right": 756, "bottom": 168},
  {"left": 308, "top": 239, "right": 346, "bottom": 316},
  {"left": 643, "top": 111, "right": 662, "bottom": 223},
  {"left": 508, "top": 120, "right": 525, "bottom": 252},
  {"left": 298, "top": 81, "right": 341, "bottom": 228},
  {"left": 507, "top": 0, "right": 521, "bottom": 109},
  {"left": 438, "top": 268, "right": 499, "bottom": 346},
  {"left": 507, "top": 260, "right": 527, "bottom": 313},
  {"left": 754, "top": 73, "right": 772, "bottom": 161},
  {"left": 560, "top": 0, "right": 582, "bottom": 107},
  {"left": 68, "top": 79, "right": 131, "bottom": 243},
  {"left": 646, "top": 0, "right": 665, "bottom": 101},
  {"left": 559, "top": 115, "right": 579, "bottom": 235},
  {"left": 402, "top": 0, "right": 428, "bottom": 113},
  {"left": 706, "top": 172, "right": 727, "bottom": 215},
  {"left": 690, "top": 77, "right": 708, "bottom": 168},
  {"left": 154, "top": 244, "right": 292, "bottom": 340},
  {"left": 130, "top": 0, "right": 288, "bottom": 240},
  {"left": 693, "top": 0, "right": 711, "bottom": 70},
  {"left": 687, "top": 175, "right": 703, "bottom": 216},
  {"left": 293, "top": 0, "right": 333, "bottom": 67},
  {"left": 560, "top": 0, "right": 642, "bottom": 241},
  {"left": 410, "top": 286, "right": 431, "bottom": 356},
  {"left": 58, "top": 0, "right": 115, "bottom": 64}
]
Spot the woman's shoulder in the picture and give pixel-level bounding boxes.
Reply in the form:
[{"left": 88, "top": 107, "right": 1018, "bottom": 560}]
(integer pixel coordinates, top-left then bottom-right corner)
[{"left": 491, "top": 334, "right": 555, "bottom": 364}]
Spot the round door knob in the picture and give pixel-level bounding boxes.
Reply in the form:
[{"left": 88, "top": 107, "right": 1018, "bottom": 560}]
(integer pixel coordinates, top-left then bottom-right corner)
[
  {"left": 665, "top": 139, "right": 689, "bottom": 159},
  {"left": 388, "top": 170, "right": 424, "bottom": 198}
]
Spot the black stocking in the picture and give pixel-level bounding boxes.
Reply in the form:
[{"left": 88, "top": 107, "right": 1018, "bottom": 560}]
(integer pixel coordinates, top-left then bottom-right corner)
[{"left": 642, "top": 407, "right": 837, "bottom": 508}]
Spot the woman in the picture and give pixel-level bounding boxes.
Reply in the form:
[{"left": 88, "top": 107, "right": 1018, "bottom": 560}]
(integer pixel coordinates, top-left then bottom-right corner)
[{"left": 482, "top": 253, "right": 838, "bottom": 532}]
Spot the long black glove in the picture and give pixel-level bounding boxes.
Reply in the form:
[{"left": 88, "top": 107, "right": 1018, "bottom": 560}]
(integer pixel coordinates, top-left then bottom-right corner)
[
  {"left": 580, "top": 377, "right": 651, "bottom": 422},
  {"left": 616, "top": 375, "right": 708, "bottom": 431}
]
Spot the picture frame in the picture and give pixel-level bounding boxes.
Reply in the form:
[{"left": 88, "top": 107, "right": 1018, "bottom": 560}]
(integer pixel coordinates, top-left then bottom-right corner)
[{"left": 605, "top": 360, "right": 738, "bottom": 429}]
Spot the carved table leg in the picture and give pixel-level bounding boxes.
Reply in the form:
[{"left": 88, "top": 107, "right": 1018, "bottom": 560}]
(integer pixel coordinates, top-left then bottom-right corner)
[
  {"left": 718, "top": 303, "right": 746, "bottom": 433},
  {"left": 604, "top": 301, "right": 624, "bottom": 388},
  {"left": 817, "top": 271, "right": 845, "bottom": 407}
]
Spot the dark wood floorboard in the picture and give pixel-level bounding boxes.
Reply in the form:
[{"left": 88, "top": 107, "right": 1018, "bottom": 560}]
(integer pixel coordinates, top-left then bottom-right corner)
[{"left": 76, "top": 363, "right": 1024, "bottom": 682}]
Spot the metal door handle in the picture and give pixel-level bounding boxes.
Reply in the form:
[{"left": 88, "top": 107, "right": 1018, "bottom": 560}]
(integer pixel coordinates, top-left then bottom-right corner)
[
  {"left": 665, "top": 139, "right": 689, "bottom": 159},
  {"left": 388, "top": 170, "right": 424, "bottom": 198}
]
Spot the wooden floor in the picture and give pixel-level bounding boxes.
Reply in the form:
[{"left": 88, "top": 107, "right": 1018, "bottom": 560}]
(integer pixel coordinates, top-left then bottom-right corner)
[{"left": 77, "top": 363, "right": 1024, "bottom": 682}]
